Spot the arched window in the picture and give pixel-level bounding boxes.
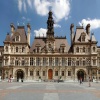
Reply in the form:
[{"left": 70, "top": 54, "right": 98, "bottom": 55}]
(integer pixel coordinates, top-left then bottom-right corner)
[
  {"left": 16, "top": 47, "right": 18, "bottom": 52},
  {"left": 83, "top": 47, "right": 85, "bottom": 52},
  {"left": 22, "top": 47, "right": 25, "bottom": 52},
  {"left": 76, "top": 47, "right": 79, "bottom": 53},
  {"left": 93, "top": 47, "right": 95, "bottom": 52},
  {"left": 16, "top": 36, "right": 20, "bottom": 41},
  {"left": 82, "top": 36, "right": 85, "bottom": 41},
  {"left": 5, "top": 46, "right": 8, "bottom": 52}
]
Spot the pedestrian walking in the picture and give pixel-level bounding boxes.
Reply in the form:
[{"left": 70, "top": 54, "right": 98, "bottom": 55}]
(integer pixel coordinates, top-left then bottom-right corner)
[
  {"left": 80, "top": 77, "right": 82, "bottom": 84},
  {"left": 89, "top": 77, "right": 91, "bottom": 87}
]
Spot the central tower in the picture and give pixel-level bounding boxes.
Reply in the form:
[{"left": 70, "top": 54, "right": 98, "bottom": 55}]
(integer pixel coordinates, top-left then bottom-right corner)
[{"left": 47, "top": 10, "right": 54, "bottom": 39}]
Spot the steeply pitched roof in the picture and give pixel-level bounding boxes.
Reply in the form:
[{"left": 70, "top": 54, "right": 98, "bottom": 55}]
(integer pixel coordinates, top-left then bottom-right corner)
[
  {"left": 30, "top": 37, "right": 70, "bottom": 53},
  {"left": 4, "top": 26, "right": 27, "bottom": 44},
  {"left": 91, "top": 33, "right": 97, "bottom": 42},
  {"left": 5, "top": 33, "right": 10, "bottom": 42},
  {"left": 74, "top": 26, "right": 90, "bottom": 42},
  {"left": 11, "top": 26, "right": 27, "bottom": 43}
]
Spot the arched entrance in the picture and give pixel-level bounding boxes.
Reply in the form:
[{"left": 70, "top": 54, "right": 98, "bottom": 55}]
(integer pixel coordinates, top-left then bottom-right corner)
[
  {"left": 17, "top": 70, "right": 24, "bottom": 82},
  {"left": 77, "top": 70, "right": 86, "bottom": 81},
  {"left": 48, "top": 69, "right": 53, "bottom": 79}
]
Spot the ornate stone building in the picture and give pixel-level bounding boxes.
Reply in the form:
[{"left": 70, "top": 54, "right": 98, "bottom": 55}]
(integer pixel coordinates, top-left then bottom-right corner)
[{"left": 0, "top": 11, "right": 100, "bottom": 82}]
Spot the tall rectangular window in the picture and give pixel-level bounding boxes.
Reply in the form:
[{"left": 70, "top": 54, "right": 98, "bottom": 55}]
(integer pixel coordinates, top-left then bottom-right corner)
[
  {"left": 93, "top": 60, "right": 96, "bottom": 65},
  {"left": 43, "top": 71, "right": 45, "bottom": 76},
  {"left": 49, "top": 57, "right": 52, "bottom": 66},
  {"left": 30, "top": 58, "right": 33, "bottom": 66},
  {"left": 22, "top": 60, "right": 25, "bottom": 66},
  {"left": 43, "top": 58, "right": 46, "bottom": 66},
  {"left": 68, "top": 71, "right": 71, "bottom": 76},
  {"left": 36, "top": 58, "right": 40, "bottom": 66},
  {"left": 62, "top": 58, "right": 65, "bottom": 66},
  {"left": 68, "top": 58, "right": 71, "bottom": 66},
  {"left": 55, "top": 58, "right": 58, "bottom": 66},
  {"left": 62, "top": 71, "right": 64, "bottom": 76},
  {"left": 36, "top": 71, "right": 39, "bottom": 76},
  {"left": 30, "top": 71, "right": 33, "bottom": 76},
  {"left": 55, "top": 71, "right": 58, "bottom": 76}
]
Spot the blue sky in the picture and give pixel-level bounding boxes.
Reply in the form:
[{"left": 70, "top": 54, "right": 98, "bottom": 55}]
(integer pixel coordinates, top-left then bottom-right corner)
[{"left": 0, "top": 0, "right": 100, "bottom": 46}]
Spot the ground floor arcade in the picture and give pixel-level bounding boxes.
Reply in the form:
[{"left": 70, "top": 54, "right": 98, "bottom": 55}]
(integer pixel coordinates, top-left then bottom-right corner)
[{"left": 0, "top": 66, "right": 100, "bottom": 82}]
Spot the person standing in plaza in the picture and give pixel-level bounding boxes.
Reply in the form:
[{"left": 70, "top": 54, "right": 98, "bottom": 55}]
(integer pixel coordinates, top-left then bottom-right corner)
[
  {"left": 89, "top": 77, "right": 91, "bottom": 87},
  {"left": 80, "top": 77, "right": 82, "bottom": 84}
]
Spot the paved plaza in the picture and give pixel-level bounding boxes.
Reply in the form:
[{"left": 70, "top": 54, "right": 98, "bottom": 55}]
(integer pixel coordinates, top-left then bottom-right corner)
[{"left": 0, "top": 81, "right": 100, "bottom": 100}]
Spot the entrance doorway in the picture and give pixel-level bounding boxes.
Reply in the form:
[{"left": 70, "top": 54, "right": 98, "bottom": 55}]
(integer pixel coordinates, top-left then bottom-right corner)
[
  {"left": 17, "top": 70, "right": 24, "bottom": 82},
  {"left": 48, "top": 69, "right": 53, "bottom": 79},
  {"left": 77, "top": 70, "right": 85, "bottom": 81}
]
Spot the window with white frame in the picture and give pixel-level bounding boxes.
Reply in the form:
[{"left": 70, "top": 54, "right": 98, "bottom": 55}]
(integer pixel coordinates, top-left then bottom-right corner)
[
  {"left": 76, "top": 47, "right": 79, "bottom": 53},
  {"left": 43, "top": 58, "right": 46, "bottom": 66},
  {"left": 55, "top": 71, "right": 58, "bottom": 76},
  {"left": 93, "top": 47, "right": 95, "bottom": 52},
  {"left": 62, "top": 71, "right": 64, "bottom": 76},
  {"left": 16, "top": 36, "right": 20, "bottom": 41},
  {"left": 62, "top": 58, "right": 65, "bottom": 66},
  {"left": 82, "top": 35, "right": 85, "bottom": 41},
  {"left": 16, "top": 47, "right": 18, "bottom": 52},
  {"left": 36, "top": 58, "right": 40, "bottom": 66},
  {"left": 93, "top": 59, "right": 96, "bottom": 65},
  {"left": 68, "top": 71, "right": 71, "bottom": 76},
  {"left": 22, "top": 47, "right": 25, "bottom": 52},
  {"left": 49, "top": 57, "right": 52, "bottom": 66},
  {"left": 83, "top": 47, "right": 85, "bottom": 52},
  {"left": 55, "top": 58, "right": 58, "bottom": 66},
  {"left": 76, "top": 60, "right": 79, "bottom": 66},
  {"left": 43, "top": 71, "right": 45, "bottom": 76},
  {"left": 30, "top": 58, "right": 33, "bottom": 66},
  {"left": 22, "top": 60, "right": 25, "bottom": 66},
  {"left": 5, "top": 46, "right": 8, "bottom": 52},
  {"left": 15, "top": 60, "right": 19, "bottom": 66},
  {"left": 36, "top": 71, "right": 39, "bottom": 76},
  {"left": 83, "top": 60, "right": 85, "bottom": 66},
  {"left": 30, "top": 71, "right": 33, "bottom": 76},
  {"left": 68, "top": 58, "right": 71, "bottom": 66}
]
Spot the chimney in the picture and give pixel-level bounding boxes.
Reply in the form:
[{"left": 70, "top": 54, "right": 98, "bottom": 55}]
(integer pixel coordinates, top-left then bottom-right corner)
[
  {"left": 70, "top": 23, "right": 74, "bottom": 45},
  {"left": 86, "top": 24, "right": 90, "bottom": 36},
  {"left": 27, "top": 23, "right": 31, "bottom": 46},
  {"left": 10, "top": 23, "right": 15, "bottom": 36}
]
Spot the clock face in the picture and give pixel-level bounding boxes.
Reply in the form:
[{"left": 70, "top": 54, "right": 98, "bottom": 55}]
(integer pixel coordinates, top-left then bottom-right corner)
[{"left": 48, "top": 44, "right": 52, "bottom": 51}]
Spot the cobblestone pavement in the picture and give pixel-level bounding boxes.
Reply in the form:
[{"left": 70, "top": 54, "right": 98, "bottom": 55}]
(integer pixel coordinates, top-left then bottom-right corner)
[{"left": 0, "top": 82, "right": 100, "bottom": 100}]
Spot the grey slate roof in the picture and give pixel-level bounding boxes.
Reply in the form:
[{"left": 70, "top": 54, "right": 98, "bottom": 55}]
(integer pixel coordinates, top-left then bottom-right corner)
[
  {"left": 30, "top": 37, "right": 70, "bottom": 53},
  {"left": 5, "top": 33, "right": 11, "bottom": 42},
  {"left": 91, "top": 33, "right": 96, "bottom": 42},
  {"left": 4, "top": 26, "right": 27, "bottom": 44},
  {"left": 74, "top": 27, "right": 90, "bottom": 42}
]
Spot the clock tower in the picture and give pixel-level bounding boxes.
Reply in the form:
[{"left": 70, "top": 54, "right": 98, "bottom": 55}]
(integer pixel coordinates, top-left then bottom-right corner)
[{"left": 46, "top": 10, "right": 55, "bottom": 52}]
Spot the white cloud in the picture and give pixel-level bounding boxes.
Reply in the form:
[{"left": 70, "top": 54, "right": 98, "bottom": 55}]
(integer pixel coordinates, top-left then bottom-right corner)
[
  {"left": 18, "top": 0, "right": 23, "bottom": 12},
  {"left": 27, "top": 0, "right": 33, "bottom": 9},
  {"left": 79, "top": 18, "right": 100, "bottom": 30},
  {"left": 34, "top": 0, "right": 50, "bottom": 16},
  {"left": 54, "top": 24, "right": 61, "bottom": 28},
  {"left": 34, "top": 28, "right": 47, "bottom": 37},
  {"left": 23, "top": 1, "right": 27, "bottom": 12},
  {"left": 52, "top": 0, "right": 70, "bottom": 22},
  {"left": 17, "top": 0, "right": 70, "bottom": 22}
]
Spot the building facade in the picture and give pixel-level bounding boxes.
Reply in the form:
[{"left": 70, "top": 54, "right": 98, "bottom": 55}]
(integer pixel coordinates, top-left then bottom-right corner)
[{"left": 0, "top": 11, "right": 100, "bottom": 82}]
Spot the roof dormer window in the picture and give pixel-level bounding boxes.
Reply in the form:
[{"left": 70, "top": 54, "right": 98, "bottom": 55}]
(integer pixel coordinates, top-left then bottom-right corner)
[
  {"left": 16, "top": 35, "right": 20, "bottom": 42},
  {"left": 82, "top": 35, "right": 85, "bottom": 41}
]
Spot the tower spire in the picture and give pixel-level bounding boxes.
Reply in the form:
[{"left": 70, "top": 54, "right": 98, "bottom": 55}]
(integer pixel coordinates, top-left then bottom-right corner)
[{"left": 47, "top": 10, "right": 54, "bottom": 38}]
